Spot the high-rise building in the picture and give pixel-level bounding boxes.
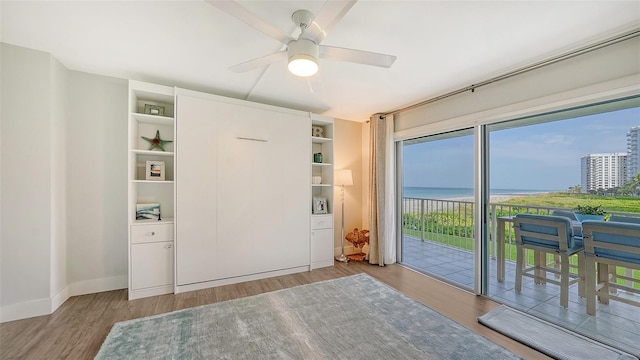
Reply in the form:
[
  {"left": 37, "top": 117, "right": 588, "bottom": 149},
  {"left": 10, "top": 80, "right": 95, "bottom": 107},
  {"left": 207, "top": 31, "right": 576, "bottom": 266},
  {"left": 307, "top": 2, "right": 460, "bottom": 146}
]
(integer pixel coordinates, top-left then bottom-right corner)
[
  {"left": 581, "top": 152, "right": 628, "bottom": 192},
  {"left": 628, "top": 126, "right": 640, "bottom": 181}
]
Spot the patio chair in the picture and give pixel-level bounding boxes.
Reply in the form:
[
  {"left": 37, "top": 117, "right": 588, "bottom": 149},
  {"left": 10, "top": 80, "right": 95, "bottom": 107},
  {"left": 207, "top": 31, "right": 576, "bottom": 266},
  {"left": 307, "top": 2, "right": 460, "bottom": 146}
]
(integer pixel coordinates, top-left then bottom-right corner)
[
  {"left": 608, "top": 215, "right": 640, "bottom": 224},
  {"left": 582, "top": 220, "right": 640, "bottom": 315},
  {"left": 599, "top": 216, "right": 640, "bottom": 292},
  {"left": 513, "top": 214, "right": 584, "bottom": 308},
  {"left": 550, "top": 210, "right": 582, "bottom": 274}
]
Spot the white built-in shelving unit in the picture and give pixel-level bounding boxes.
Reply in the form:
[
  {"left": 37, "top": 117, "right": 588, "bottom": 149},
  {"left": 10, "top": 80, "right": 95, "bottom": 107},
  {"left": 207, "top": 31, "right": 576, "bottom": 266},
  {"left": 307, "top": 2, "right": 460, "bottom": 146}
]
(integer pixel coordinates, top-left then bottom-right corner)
[
  {"left": 310, "top": 114, "right": 335, "bottom": 269},
  {"left": 127, "top": 80, "right": 176, "bottom": 300}
]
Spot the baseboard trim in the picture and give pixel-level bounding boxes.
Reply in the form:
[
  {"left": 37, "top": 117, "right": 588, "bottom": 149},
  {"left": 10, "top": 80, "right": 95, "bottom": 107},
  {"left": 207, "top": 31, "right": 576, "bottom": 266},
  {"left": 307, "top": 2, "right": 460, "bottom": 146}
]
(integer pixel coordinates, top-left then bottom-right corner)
[
  {"left": 0, "top": 298, "right": 51, "bottom": 323},
  {"left": 311, "top": 259, "right": 335, "bottom": 269},
  {"left": 1, "top": 275, "right": 127, "bottom": 323},
  {"left": 50, "top": 286, "right": 71, "bottom": 314},
  {"left": 68, "top": 275, "right": 127, "bottom": 296},
  {"left": 175, "top": 266, "right": 309, "bottom": 294},
  {"left": 129, "top": 285, "right": 173, "bottom": 300}
]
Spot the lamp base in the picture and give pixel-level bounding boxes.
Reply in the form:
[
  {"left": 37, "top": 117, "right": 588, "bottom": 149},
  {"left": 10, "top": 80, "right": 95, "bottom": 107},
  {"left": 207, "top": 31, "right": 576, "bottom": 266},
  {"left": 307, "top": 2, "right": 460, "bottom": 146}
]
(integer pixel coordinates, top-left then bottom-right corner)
[{"left": 335, "top": 254, "right": 349, "bottom": 263}]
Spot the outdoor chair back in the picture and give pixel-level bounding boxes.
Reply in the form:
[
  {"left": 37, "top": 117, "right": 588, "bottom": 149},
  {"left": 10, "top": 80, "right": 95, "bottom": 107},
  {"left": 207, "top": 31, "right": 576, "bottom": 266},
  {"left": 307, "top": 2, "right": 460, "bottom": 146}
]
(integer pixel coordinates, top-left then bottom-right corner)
[
  {"left": 608, "top": 215, "right": 640, "bottom": 224},
  {"left": 582, "top": 220, "right": 640, "bottom": 315},
  {"left": 513, "top": 214, "right": 584, "bottom": 308}
]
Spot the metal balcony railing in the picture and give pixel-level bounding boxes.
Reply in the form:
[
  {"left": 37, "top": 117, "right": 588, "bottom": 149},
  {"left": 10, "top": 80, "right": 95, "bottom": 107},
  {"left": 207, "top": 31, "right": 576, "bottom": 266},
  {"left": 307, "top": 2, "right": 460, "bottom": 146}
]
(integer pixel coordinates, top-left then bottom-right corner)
[{"left": 402, "top": 197, "right": 564, "bottom": 257}]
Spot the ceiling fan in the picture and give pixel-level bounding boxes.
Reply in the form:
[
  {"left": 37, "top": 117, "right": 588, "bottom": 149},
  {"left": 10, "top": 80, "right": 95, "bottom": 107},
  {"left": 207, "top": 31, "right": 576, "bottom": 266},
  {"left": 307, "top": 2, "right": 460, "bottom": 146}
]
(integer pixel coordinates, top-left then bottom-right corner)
[{"left": 206, "top": 0, "right": 397, "bottom": 77}]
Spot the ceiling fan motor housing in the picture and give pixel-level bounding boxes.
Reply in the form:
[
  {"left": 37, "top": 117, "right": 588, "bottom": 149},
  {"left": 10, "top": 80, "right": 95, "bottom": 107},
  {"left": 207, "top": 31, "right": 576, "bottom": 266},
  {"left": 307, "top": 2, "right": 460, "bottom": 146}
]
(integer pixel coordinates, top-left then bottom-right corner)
[{"left": 288, "top": 39, "right": 319, "bottom": 60}]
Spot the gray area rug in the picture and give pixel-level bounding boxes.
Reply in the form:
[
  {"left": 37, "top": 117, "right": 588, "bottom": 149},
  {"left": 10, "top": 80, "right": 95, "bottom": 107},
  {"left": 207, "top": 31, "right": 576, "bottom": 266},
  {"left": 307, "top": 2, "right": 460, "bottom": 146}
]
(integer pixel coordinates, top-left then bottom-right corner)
[
  {"left": 96, "top": 273, "right": 520, "bottom": 359},
  {"left": 478, "top": 305, "right": 638, "bottom": 360}
]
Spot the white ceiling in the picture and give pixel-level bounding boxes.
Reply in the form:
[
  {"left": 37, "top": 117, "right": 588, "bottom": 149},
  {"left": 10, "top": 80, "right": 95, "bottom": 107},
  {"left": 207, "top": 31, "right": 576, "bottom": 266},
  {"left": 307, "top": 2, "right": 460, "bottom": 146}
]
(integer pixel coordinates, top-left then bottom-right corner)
[{"left": 2, "top": 1, "right": 639, "bottom": 122}]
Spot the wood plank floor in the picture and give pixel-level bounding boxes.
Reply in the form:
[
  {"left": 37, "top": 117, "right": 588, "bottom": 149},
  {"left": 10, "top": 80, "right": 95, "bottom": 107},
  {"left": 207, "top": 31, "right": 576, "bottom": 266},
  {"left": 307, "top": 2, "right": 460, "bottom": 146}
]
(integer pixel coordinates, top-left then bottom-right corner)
[{"left": 0, "top": 262, "right": 550, "bottom": 359}]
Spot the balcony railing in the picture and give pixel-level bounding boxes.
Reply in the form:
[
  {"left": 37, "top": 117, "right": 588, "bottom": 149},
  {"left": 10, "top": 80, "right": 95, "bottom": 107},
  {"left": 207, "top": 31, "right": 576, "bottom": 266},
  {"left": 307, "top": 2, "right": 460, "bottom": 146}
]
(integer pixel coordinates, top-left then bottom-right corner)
[{"left": 402, "top": 197, "right": 640, "bottom": 287}]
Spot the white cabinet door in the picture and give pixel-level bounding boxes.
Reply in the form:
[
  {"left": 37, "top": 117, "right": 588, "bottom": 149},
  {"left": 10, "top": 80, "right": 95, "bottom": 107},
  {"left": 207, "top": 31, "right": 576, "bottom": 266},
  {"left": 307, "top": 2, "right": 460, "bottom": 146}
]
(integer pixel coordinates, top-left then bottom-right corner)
[
  {"left": 131, "top": 242, "right": 174, "bottom": 289},
  {"left": 244, "top": 110, "right": 310, "bottom": 273},
  {"left": 175, "top": 94, "right": 220, "bottom": 285},
  {"left": 215, "top": 103, "right": 310, "bottom": 276},
  {"left": 177, "top": 93, "right": 310, "bottom": 286},
  {"left": 311, "top": 229, "right": 333, "bottom": 267},
  {"left": 311, "top": 213, "right": 334, "bottom": 269}
]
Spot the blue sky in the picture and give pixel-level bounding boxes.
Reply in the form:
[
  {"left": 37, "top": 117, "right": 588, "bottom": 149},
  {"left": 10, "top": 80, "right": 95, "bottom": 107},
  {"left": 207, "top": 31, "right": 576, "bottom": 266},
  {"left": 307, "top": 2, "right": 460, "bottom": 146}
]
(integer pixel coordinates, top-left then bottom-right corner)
[{"left": 403, "top": 106, "right": 640, "bottom": 190}]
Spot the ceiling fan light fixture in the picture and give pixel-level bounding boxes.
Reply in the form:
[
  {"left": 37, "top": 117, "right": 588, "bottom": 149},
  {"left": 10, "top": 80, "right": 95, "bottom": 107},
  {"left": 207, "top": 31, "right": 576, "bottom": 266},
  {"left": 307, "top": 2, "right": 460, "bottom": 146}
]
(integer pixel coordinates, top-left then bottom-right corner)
[
  {"left": 287, "top": 39, "right": 319, "bottom": 77},
  {"left": 288, "top": 55, "right": 318, "bottom": 77}
]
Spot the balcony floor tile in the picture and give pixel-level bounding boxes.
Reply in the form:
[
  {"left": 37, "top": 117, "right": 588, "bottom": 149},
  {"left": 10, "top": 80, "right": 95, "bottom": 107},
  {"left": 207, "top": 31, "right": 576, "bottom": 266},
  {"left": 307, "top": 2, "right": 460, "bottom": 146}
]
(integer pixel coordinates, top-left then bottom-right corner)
[{"left": 401, "top": 236, "right": 640, "bottom": 357}]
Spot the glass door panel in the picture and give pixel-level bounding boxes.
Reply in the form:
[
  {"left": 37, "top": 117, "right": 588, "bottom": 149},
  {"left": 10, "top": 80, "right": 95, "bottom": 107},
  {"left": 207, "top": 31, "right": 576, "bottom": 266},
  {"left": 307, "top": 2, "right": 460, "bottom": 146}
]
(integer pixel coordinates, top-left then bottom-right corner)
[{"left": 401, "top": 129, "right": 475, "bottom": 289}]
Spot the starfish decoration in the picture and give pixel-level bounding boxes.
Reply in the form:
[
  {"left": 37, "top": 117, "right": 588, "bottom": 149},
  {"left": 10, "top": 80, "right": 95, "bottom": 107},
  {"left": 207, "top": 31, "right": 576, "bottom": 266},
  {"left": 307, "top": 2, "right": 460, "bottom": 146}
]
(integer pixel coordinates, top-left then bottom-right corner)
[{"left": 142, "top": 130, "right": 172, "bottom": 151}]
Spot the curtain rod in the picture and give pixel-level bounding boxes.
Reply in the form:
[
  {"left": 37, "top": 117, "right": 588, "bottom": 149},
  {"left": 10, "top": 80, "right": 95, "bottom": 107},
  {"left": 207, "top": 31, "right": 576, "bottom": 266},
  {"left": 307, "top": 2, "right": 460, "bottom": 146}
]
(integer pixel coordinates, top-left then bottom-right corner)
[{"left": 382, "top": 27, "right": 640, "bottom": 118}]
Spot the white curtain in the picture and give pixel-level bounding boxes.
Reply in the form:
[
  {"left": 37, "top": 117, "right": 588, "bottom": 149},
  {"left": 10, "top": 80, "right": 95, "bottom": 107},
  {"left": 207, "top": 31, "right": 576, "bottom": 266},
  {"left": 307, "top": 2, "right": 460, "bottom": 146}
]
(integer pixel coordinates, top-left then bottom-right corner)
[{"left": 368, "top": 114, "right": 396, "bottom": 265}]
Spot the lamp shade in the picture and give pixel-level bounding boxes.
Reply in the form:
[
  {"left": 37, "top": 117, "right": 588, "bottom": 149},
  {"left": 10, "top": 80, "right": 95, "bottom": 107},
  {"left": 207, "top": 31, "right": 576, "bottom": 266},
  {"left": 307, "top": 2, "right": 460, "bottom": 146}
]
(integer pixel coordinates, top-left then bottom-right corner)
[{"left": 335, "top": 169, "right": 353, "bottom": 187}]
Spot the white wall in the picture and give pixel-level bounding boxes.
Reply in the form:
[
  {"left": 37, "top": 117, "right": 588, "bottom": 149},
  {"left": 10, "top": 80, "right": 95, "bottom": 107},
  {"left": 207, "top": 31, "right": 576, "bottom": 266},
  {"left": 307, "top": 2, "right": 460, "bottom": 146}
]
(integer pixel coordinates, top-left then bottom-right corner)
[
  {"left": 50, "top": 52, "right": 68, "bottom": 308},
  {"left": 1, "top": 43, "right": 55, "bottom": 319},
  {"left": 361, "top": 121, "right": 371, "bottom": 231},
  {"left": 1, "top": 43, "right": 128, "bottom": 322},
  {"left": 333, "top": 118, "right": 364, "bottom": 255},
  {"left": 66, "top": 71, "right": 128, "bottom": 292}
]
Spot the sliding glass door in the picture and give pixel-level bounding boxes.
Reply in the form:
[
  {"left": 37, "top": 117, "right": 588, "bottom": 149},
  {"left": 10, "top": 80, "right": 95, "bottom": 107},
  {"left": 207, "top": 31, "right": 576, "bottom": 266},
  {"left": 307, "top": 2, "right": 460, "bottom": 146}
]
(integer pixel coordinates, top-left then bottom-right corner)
[
  {"left": 398, "top": 98, "right": 640, "bottom": 355},
  {"left": 400, "top": 129, "right": 476, "bottom": 289}
]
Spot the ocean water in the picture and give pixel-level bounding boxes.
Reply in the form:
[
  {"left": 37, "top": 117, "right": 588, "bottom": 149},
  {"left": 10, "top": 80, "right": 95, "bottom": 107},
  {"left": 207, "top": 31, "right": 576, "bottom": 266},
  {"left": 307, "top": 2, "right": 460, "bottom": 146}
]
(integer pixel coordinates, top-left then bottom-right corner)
[{"left": 403, "top": 187, "right": 552, "bottom": 199}]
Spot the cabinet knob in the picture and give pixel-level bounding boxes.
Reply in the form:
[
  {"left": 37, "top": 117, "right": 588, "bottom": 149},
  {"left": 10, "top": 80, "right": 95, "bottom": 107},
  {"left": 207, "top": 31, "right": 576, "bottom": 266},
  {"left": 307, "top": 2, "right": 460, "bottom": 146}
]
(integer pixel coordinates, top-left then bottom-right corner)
[
  {"left": 149, "top": 232, "right": 155, "bottom": 236},
  {"left": 165, "top": 244, "right": 173, "bottom": 249}
]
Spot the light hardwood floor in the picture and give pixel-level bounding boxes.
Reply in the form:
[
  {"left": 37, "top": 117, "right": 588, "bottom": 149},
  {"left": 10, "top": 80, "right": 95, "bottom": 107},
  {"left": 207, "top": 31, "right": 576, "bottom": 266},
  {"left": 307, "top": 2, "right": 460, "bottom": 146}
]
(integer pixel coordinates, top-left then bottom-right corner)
[{"left": 0, "top": 262, "right": 549, "bottom": 359}]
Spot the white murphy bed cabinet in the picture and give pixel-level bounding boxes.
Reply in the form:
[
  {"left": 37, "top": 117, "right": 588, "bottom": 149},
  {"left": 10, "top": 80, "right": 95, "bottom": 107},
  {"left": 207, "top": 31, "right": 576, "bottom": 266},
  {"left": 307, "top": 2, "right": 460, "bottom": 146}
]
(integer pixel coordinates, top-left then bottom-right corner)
[
  {"left": 128, "top": 81, "right": 335, "bottom": 299},
  {"left": 175, "top": 89, "right": 312, "bottom": 291}
]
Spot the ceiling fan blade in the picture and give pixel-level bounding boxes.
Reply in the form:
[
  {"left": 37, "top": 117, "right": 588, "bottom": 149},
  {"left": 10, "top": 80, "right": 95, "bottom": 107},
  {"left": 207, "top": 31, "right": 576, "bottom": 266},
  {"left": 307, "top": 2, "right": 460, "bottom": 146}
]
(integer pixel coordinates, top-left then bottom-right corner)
[
  {"left": 229, "top": 51, "right": 287, "bottom": 73},
  {"left": 302, "top": 0, "right": 356, "bottom": 44},
  {"left": 319, "top": 45, "right": 397, "bottom": 68},
  {"left": 206, "top": 0, "right": 294, "bottom": 44}
]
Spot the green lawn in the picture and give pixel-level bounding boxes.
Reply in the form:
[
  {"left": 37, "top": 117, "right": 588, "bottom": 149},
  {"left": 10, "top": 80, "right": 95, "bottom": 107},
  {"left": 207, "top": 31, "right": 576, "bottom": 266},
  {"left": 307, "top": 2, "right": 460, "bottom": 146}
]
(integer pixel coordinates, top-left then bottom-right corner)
[{"left": 499, "top": 192, "right": 640, "bottom": 213}]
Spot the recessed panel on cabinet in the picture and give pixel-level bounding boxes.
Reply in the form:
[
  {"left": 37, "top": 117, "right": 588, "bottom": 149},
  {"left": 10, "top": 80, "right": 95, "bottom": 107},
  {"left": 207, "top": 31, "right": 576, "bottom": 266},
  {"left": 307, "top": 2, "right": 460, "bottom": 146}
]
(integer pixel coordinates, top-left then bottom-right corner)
[
  {"left": 175, "top": 94, "right": 220, "bottom": 285},
  {"left": 131, "top": 242, "right": 174, "bottom": 290},
  {"left": 311, "top": 229, "right": 334, "bottom": 269}
]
